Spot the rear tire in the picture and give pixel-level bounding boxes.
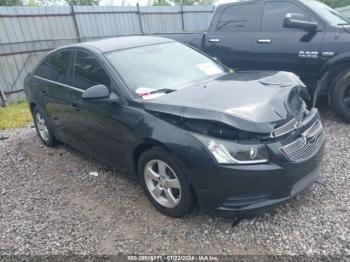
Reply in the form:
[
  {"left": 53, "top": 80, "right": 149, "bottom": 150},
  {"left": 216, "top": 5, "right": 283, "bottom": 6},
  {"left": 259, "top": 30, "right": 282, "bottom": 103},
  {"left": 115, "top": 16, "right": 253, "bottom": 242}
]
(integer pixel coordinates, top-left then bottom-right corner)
[
  {"left": 330, "top": 70, "right": 350, "bottom": 122},
  {"left": 138, "top": 147, "right": 194, "bottom": 218},
  {"left": 33, "top": 106, "right": 58, "bottom": 147}
]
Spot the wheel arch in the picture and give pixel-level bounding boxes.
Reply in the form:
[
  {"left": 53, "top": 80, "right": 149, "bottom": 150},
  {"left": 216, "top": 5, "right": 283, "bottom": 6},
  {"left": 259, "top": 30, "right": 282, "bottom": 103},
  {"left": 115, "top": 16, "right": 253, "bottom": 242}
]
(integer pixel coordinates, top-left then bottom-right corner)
[
  {"left": 29, "top": 102, "right": 37, "bottom": 114},
  {"left": 132, "top": 139, "right": 172, "bottom": 179},
  {"left": 314, "top": 56, "right": 350, "bottom": 107},
  {"left": 132, "top": 139, "right": 199, "bottom": 207}
]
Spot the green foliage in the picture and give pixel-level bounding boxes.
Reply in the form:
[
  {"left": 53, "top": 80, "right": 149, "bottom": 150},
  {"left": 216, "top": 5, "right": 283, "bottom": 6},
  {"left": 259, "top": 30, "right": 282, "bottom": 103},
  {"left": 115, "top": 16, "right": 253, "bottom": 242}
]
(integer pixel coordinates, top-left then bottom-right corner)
[
  {"left": 152, "top": 0, "right": 171, "bottom": 6},
  {"left": 172, "top": 0, "right": 214, "bottom": 4},
  {"left": 23, "top": 0, "right": 99, "bottom": 6},
  {"left": 25, "top": 0, "right": 39, "bottom": 6},
  {"left": 0, "top": 102, "right": 32, "bottom": 130},
  {"left": 65, "top": 0, "right": 99, "bottom": 5},
  {"left": 0, "top": 0, "right": 22, "bottom": 6},
  {"left": 320, "top": 0, "right": 350, "bottom": 8}
]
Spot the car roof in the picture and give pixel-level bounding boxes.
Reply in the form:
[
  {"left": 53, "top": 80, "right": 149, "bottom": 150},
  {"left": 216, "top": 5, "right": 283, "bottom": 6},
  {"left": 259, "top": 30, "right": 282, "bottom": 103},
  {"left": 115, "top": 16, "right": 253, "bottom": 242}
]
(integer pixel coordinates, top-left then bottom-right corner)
[{"left": 67, "top": 35, "right": 174, "bottom": 53}]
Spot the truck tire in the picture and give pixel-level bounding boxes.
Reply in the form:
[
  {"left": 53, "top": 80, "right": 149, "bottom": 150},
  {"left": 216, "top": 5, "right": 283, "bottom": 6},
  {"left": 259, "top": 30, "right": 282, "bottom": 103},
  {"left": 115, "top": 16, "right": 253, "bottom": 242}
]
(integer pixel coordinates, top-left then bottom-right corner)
[{"left": 330, "top": 69, "right": 350, "bottom": 122}]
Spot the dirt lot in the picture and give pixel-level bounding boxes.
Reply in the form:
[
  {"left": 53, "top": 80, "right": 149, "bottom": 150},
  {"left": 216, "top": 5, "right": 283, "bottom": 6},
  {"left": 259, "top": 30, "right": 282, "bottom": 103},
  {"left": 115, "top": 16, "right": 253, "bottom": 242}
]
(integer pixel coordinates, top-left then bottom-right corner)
[{"left": 0, "top": 105, "right": 349, "bottom": 257}]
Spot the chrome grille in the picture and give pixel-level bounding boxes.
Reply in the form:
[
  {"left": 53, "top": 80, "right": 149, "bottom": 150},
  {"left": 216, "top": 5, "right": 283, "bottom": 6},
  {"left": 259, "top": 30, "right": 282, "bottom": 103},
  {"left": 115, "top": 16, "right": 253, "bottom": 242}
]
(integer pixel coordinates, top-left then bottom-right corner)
[
  {"left": 273, "top": 118, "right": 298, "bottom": 137},
  {"left": 281, "top": 120, "right": 325, "bottom": 162}
]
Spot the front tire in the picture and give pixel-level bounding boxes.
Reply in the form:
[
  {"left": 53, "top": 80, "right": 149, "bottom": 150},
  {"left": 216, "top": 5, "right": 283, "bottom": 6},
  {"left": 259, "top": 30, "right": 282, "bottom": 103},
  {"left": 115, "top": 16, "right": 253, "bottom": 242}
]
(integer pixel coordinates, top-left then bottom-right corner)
[
  {"left": 330, "top": 70, "right": 350, "bottom": 122},
  {"left": 138, "top": 147, "right": 194, "bottom": 217},
  {"left": 33, "top": 106, "right": 58, "bottom": 147}
]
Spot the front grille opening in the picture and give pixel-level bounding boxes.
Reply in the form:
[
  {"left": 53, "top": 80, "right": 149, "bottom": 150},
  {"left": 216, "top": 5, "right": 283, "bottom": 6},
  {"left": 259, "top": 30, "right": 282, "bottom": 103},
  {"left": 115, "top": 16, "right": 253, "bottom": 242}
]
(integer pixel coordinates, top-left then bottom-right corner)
[{"left": 281, "top": 120, "right": 325, "bottom": 162}]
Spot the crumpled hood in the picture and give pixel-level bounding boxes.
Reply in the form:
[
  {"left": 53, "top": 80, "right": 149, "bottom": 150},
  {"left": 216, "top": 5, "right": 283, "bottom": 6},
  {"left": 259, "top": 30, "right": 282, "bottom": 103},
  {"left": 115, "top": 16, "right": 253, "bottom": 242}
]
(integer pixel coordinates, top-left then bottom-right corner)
[{"left": 143, "top": 71, "right": 309, "bottom": 133}]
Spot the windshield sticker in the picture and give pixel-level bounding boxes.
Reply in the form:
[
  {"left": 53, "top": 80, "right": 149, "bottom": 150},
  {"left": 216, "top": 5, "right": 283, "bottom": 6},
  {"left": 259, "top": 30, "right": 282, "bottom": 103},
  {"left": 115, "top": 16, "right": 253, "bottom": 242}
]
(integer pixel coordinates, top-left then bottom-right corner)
[{"left": 196, "top": 63, "right": 223, "bottom": 76}]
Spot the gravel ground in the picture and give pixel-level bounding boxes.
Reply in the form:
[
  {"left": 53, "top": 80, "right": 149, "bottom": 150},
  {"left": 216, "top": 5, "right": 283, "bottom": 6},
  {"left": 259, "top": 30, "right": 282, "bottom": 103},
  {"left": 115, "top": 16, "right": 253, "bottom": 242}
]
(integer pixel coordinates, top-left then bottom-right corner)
[{"left": 0, "top": 105, "right": 349, "bottom": 257}]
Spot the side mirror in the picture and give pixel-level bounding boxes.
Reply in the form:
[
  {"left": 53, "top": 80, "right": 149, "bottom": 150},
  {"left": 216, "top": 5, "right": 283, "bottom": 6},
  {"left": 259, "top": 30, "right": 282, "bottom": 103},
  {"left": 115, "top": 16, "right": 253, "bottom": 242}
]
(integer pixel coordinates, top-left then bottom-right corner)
[
  {"left": 82, "top": 84, "right": 110, "bottom": 101},
  {"left": 283, "top": 13, "right": 318, "bottom": 32}
]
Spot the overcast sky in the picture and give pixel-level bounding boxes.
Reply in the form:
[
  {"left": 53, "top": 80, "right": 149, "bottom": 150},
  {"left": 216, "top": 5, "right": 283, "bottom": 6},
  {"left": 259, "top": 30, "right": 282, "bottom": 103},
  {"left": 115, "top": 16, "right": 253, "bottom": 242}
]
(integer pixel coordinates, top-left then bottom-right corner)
[
  {"left": 99, "top": 0, "right": 233, "bottom": 5},
  {"left": 24, "top": 0, "right": 230, "bottom": 6}
]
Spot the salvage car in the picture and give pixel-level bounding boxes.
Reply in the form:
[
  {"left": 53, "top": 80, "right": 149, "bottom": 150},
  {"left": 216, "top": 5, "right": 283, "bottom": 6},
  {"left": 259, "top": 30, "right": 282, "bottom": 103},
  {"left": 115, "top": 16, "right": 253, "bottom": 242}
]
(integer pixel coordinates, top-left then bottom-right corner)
[{"left": 24, "top": 36, "right": 325, "bottom": 217}]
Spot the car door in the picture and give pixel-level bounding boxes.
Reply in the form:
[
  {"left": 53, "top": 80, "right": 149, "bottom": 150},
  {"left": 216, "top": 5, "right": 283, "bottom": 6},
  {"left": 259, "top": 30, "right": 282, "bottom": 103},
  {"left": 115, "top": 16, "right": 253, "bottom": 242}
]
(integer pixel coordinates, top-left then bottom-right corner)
[
  {"left": 32, "top": 50, "right": 76, "bottom": 142},
  {"left": 204, "top": 2, "right": 260, "bottom": 70},
  {"left": 253, "top": 0, "right": 325, "bottom": 86},
  {"left": 67, "top": 50, "right": 133, "bottom": 171}
]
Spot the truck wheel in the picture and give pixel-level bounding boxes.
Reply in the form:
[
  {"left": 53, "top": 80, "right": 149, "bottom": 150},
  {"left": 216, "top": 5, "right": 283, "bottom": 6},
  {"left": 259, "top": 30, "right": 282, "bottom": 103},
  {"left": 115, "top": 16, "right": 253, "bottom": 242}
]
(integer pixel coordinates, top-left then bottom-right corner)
[{"left": 330, "top": 70, "right": 350, "bottom": 122}]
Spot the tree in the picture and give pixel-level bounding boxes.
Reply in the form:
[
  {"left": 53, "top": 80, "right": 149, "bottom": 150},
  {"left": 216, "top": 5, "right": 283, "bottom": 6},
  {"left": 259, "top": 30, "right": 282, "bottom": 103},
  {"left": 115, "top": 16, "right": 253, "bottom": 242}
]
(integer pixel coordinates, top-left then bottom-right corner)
[
  {"left": 321, "top": 0, "right": 350, "bottom": 8},
  {"left": 152, "top": 0, "right": 171, "bottom": 6},
  {"left": 23, "top": 0, "right": 99, "bottom": 6},
  {"left": 65, "top": 0, "right": 99, "bottom": 5},
  {"left": 24, "top": 0, "right": 59, "bottom": 6},
  {"left": 171, "top": 0, "right": 215, "bottom": 5},
  {"left": 0, "top": 0, "right": 22, "bottom": 6}
]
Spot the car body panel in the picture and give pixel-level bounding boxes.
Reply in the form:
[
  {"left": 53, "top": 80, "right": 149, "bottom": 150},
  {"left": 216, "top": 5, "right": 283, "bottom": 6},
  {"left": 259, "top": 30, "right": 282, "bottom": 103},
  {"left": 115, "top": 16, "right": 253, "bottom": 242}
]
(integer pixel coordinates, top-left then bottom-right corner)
[
  {"left": 143, "top": 71, "right": 308, "bottom": 133},
  {"left": 24, "top": 36, "right": 325, "bottom": 216}
]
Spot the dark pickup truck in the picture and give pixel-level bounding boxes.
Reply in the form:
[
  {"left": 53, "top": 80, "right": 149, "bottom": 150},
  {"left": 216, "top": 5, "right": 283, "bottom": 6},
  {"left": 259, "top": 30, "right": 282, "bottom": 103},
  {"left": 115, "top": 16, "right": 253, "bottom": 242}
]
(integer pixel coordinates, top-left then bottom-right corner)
[{"left": 163, "top": 0, "right": 350, "bottom": 122}]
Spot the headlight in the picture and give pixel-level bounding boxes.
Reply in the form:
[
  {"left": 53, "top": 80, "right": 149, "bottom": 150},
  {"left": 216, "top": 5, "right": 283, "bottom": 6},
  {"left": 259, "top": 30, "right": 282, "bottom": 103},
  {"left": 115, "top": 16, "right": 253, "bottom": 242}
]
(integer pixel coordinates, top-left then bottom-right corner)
[{"left": 193, "top": 133, "right": 270, "bottom": 165}]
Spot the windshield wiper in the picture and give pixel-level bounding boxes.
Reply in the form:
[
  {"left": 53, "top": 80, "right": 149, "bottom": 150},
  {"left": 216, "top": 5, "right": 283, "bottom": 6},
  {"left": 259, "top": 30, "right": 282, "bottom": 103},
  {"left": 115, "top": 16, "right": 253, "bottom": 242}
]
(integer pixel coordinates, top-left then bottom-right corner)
[{"left": 138, "top": 88, "right": 176, "bottom": 97}]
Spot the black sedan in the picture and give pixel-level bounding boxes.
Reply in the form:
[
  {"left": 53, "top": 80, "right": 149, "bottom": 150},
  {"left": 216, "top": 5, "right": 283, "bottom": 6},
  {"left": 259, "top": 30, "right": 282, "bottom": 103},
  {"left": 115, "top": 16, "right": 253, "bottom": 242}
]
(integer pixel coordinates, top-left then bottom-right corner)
[{"left": 24, "top": 36, "right": 325, "bottom": 217}]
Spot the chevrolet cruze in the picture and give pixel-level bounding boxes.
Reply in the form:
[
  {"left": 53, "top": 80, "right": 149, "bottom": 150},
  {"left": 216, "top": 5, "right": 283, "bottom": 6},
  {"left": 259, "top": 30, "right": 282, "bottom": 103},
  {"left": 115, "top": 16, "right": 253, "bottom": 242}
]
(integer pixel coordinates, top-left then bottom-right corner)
[{"left": 24, "top": 36, "right": 325, "bottom": 217}]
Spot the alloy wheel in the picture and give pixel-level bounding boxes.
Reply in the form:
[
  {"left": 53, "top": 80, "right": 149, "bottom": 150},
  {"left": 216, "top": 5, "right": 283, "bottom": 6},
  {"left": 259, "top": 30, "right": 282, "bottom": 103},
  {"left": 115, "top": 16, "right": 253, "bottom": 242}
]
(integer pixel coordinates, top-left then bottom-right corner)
[
  {"left": 144, "top": 159, "right": 181, "bottom": 208},
  {"left": 35, "top": 112, "right": 50, "bottom": 142}
]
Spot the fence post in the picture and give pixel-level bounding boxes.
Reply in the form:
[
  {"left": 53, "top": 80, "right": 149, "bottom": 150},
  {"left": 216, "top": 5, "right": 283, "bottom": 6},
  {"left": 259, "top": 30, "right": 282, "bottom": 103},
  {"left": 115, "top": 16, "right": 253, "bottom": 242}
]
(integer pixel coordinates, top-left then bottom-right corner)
[
  {"left": 136, "top": 3, "right": 144, "bottom": 35},
  {"left": 180, "top": 4, "right": 185, "bottom": 32},
  {"left": 70, "top": 5, "right": 81, "bottom": 42},
  {"left": 0, "top": 88, "right": 6, "bottom": 107}
]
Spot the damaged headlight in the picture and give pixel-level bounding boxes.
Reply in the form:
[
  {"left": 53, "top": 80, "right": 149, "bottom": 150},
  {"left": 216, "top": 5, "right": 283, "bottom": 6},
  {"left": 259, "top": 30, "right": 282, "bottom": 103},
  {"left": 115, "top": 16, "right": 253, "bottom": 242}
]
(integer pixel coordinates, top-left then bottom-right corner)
[{"left": 193, "top": 133, "right": 270, "bottom": 165}]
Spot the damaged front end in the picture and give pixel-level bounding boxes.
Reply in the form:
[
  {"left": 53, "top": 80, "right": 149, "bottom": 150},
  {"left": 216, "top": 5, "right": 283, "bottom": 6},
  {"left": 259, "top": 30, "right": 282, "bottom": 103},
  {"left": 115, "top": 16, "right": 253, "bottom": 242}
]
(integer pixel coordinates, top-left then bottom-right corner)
[
  {"left": 142, "top": 71, "right": 322, "bottom": 165},
  {"left": 146, "top": 102, "right": 311, "bottom": 165}
]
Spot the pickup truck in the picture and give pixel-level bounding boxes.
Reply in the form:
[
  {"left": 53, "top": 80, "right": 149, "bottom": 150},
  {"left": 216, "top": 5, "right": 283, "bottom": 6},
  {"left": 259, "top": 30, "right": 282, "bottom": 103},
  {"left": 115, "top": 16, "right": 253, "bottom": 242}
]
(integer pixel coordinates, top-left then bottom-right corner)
[{"left": 162, "top": 0, "right": 350, "bottom": 122}]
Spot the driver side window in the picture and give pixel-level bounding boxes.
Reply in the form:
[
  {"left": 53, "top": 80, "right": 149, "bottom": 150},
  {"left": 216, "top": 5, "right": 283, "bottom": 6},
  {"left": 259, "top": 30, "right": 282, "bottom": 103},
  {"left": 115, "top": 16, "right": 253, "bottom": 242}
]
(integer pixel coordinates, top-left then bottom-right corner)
[
  {"left": 216, "top": 3, "right": 258, "bottom": 32},
  {"left": 262, "top": 1, "right": 312, "bottom": 31},
  {"left": 73, "top": 51, "right": 111, "bottom": 90}
]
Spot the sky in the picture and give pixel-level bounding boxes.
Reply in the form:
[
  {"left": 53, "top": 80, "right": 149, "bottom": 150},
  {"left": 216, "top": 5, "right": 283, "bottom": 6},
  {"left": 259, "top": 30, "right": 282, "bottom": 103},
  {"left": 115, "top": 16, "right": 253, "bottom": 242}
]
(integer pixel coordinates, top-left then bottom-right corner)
[
  {"left": 23, "top": 0, "right": 231, "bottom": 6},
  {"left": 99, "top": 0, "right": 233, "bottom": 5}
]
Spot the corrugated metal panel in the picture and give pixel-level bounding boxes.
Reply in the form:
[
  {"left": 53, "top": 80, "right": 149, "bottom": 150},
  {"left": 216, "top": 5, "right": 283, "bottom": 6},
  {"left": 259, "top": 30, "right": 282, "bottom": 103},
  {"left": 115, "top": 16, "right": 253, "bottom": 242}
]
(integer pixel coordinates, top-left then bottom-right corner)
[
  {"left": 74, "top": 6, "right": 141, "bottom": 41},
  {"left": 140, "top": 6, "right": 183, "bottom": 33},
  {"left": 0, "top": 5, "right": 215, "bottom": 103},
  {"left": 183, "top": 5, "right": 214, "bottom": 32}
]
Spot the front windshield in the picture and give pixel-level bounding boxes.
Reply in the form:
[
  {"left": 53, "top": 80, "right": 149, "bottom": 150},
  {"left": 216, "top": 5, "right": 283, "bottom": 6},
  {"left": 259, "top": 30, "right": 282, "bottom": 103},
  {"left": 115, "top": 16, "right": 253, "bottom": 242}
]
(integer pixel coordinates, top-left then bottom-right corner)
[
  {"left": 105, "top": 41, "right": 228, "bottom": 99},
  {"left": 304, "top": 0, "right": 349, "bottom": 25}
]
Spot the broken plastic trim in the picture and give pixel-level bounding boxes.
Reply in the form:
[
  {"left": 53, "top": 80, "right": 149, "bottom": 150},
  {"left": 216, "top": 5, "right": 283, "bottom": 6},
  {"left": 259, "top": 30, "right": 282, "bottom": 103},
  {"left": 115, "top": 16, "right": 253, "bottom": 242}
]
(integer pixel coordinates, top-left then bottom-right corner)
[{"left": 149, "top": 111, "right": 271, "bottom": 142}]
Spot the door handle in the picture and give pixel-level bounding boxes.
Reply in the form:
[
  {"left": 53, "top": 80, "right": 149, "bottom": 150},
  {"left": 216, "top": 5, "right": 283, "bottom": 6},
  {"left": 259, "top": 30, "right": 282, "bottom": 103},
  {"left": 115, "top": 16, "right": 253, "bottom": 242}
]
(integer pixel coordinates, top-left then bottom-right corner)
[
  {"left": 209, "top": 38, "right": 220, "bottom": 43},
  {"left": 257, "top": 39, "right": 272, "bottom": 44},
  {"left": 70, "top": 104, "right": 80, "bottom": 111}
]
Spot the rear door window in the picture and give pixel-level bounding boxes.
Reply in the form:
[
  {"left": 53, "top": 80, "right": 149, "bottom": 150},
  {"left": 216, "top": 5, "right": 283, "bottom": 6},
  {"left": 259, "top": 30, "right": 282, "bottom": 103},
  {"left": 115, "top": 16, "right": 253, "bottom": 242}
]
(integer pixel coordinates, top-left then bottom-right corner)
[
  {"left": 216, "top": 3, "right": 259, "bottom": 32},
  {"left": 35, "top": 50, "right": 71, "bottom": 85},
  {"left": 73, "top": 51, "right": 111, "bottom": 90}
]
